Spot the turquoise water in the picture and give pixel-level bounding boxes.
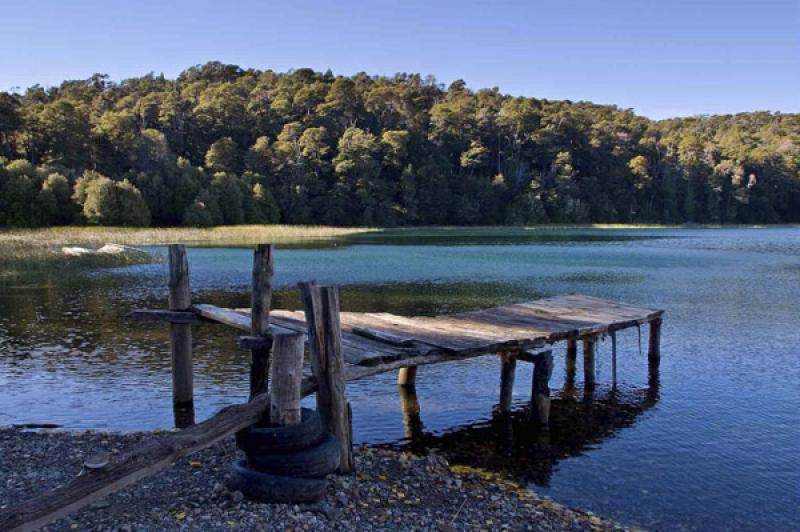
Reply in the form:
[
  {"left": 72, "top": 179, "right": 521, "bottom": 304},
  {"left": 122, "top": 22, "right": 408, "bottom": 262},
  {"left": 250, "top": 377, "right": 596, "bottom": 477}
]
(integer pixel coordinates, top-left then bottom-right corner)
[{"left": 0, "top": 227, "right": 798, "bottom": 530}]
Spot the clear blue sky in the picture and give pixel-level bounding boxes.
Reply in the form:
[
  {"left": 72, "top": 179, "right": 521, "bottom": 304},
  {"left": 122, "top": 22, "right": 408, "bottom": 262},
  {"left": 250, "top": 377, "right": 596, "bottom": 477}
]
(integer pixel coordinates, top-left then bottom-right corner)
[{"left": 1, "top": 0, "right": 797, "bottom": 119}]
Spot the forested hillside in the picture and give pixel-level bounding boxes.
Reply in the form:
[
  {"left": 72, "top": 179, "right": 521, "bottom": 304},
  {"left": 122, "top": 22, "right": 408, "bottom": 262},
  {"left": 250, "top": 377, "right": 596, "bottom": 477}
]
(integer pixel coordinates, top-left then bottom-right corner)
[{"left": 1, "top": 62, "right": 798, "bottom": 227}]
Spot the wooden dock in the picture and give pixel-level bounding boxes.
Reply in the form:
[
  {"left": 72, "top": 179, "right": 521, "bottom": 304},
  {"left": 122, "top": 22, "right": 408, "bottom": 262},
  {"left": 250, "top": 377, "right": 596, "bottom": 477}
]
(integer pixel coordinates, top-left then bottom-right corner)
[{"left": 0, "top": 244, "right": 664, "bottom": 531}]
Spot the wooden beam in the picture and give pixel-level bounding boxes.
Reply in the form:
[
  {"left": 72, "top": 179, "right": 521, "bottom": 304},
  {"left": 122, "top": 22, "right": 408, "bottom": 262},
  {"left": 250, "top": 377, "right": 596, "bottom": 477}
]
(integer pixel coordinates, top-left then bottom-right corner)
[
  {"left": 168, "top": 244, "right": 193, "bottom": 426},
  {"left": 299, "top": 283, "right": 354, "bottom": 473},
  {"left": 249, "top": 244, "right": 274, "bottom": 399},
  {"left": 127, "top": 310, "right": 200, "bottom": 324},
  {"left": 499, "top": 352, "right": 517, "bottom": 413},
  {"left": 269, "top": 332, "right": 304, "bottom": 426}
]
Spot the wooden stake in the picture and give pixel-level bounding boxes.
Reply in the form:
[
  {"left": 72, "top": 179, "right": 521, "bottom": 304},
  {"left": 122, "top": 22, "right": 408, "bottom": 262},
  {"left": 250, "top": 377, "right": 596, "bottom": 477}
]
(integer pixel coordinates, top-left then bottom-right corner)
[
  {"left": 499, "top": 352, "right": 517, "bottom": 413},
  {"left": 611, "top": 331, "right": 618, "bottom": 387},
  {"left": 398, "top": 385, "right": 422, "bottom": 440},
  {"left": 531, "top": 351, "right": 553, "bottom": 426},
  {"left": 168, "top": 244, "right": 193, "bottom": 426},
  {"left": 269, "top": 332, "right": 304, "bottom": 426},
  {"left": 582, "top": 335, "right": 596, "bottom": 390},
  {"left": 299, "top": 283, "right": 354, "bottom": 473},
  {"left": 397, "top": 366, "right": 417, "bottom": 386},
  {"left": 648, "top": 318, "right": 662, "bottom": 371},
  {"left": 250, "top": 244, "right": 274, "bottom": 399}
]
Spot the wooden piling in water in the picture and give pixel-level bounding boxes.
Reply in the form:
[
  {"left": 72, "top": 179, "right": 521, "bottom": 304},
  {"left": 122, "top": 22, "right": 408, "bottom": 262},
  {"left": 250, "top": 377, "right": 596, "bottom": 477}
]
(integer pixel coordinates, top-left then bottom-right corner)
[
  {"left": 269, "top": 332, "right": 304, "bottom": 426},
  {"left": 398, "top": 385, "right": 423, "bottom": 440},
  {"left": 249, "top": 244, "right": 274, "bottom": 399},
  {"left": 611, "top": 331, "right": 618, "bottom": 387},
  {"left": 582, "top": 335, "right": 596, "bottom": 390},
  {"left": 299, "top": 283, "right": 355, "bottom": 473},
  {"left": 397, "top": 366, "right": 417, "bottom": 386},
  {"left": 648, "top": 318, "right": 662, "bottom": 371},
  {"left": 499, "top": 352, "right": 517, "bottom": 413},
  {"left": 168, "top": 244, "right": 194, "bottom": 426},
  {"left": 531, "top": 350, "right": 553, "bottom": 426}
]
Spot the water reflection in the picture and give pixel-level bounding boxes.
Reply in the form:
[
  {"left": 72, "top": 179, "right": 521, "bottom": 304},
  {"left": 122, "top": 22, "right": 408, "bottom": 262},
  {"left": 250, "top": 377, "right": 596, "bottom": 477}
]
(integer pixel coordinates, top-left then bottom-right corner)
[{"left": 393, "top": 381, "right": 659, "bottom": 487}]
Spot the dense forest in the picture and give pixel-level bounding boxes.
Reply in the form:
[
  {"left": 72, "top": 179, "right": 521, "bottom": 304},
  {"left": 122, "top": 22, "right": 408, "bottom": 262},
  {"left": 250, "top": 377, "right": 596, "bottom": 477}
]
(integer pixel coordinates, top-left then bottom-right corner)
[{"left": 1, "top": 62, "right": 798, "bottom": 227}]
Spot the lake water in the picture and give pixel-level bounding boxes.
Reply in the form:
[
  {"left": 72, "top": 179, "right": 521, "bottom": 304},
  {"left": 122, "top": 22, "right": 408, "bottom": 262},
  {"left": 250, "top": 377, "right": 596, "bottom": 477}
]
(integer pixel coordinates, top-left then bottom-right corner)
[{"left": 1, "top": 227, "right": 798, "bottom": 530}]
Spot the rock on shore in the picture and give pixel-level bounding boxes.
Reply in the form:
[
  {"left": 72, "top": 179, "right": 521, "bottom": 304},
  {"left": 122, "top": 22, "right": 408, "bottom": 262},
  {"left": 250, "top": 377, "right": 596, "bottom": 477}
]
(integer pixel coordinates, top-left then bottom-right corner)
[{"left": 0, "top": 428, "right": 627, "bottom": 531}]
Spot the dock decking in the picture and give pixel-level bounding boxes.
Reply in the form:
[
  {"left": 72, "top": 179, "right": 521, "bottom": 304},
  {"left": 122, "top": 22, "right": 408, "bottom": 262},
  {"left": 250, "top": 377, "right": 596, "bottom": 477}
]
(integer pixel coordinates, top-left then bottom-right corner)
[{"left": 194, "top": 294, "right": 663, "bottom": 369}]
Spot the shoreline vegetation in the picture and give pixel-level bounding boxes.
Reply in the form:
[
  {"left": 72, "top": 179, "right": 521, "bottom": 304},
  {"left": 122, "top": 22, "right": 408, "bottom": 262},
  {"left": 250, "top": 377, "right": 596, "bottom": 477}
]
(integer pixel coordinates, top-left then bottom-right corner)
[
  {"left": 0, "top": 225, "right": 374, "bottom": 278},
  {"left": 0, "top": 427, "right": 625, "bottom": 531}
]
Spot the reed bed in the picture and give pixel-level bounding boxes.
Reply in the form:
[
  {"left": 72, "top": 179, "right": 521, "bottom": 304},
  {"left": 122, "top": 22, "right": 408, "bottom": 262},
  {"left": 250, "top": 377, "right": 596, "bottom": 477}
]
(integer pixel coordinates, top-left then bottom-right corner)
[{"left": 0, "top": 225, "right": 376, "bottom": 278}]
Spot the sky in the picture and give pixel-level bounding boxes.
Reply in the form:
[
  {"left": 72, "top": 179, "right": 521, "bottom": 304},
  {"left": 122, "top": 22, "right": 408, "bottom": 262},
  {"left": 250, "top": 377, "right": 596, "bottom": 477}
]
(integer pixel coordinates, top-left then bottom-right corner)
[{"left": 0, "top": 0, "right": 798, "bottom": 119}]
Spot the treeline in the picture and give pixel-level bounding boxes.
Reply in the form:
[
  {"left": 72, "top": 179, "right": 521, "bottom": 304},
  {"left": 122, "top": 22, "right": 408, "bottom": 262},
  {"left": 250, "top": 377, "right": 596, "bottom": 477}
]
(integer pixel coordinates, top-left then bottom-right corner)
[{"left": 1, "top": 62, "right": 798, "bottom": 227}]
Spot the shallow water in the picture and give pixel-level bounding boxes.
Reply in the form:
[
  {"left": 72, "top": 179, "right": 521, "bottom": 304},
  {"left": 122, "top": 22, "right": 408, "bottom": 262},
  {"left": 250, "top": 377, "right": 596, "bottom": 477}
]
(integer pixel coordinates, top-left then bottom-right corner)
[{"left": 1, "top": 227, "right": 798, "bottom": 530}]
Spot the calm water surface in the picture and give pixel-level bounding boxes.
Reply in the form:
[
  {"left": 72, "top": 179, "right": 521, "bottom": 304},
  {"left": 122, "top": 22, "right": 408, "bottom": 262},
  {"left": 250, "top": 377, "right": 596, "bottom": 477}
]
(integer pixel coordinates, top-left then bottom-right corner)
[{"left": 1, "top": 227, "right": 798, "bottom": 530}]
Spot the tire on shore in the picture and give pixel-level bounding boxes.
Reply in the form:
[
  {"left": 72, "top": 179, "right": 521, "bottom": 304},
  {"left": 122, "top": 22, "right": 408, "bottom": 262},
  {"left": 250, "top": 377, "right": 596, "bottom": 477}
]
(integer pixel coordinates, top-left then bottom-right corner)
[
  {"left": 245, "top": 432, "right": 340, "bottom": 478},
  {"left": 229, "top": 460, "right": 328, "bottom": 503},
  {"left": 235, "top": 408, "right": 323, "bottom": 454}
]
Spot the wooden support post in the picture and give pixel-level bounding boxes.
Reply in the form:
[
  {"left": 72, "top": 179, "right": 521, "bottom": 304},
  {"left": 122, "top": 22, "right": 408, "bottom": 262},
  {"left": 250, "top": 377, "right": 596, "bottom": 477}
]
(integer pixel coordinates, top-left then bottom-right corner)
[
  {"left": 582, "top": 335, "right": 596, "bottom": 390},
  {"left": 611, "top": 331, "right": 618, "bottom": 387},
  {"left": 648, "top": 318, "right": 662, "bottom": 371},
  {"left": 531, "top": 351, "right": 553, "bottom": 426},
  {"left": 499, "top": 352, "right": 517, "bottom": 413},
  {"left": 168, "top": 244, "right": 194, "bottom": 427},
  {"left": 565, "top": 338, "right": 577, "bottom": 393},
  {"left": 250, "top": 244, "right": 274, "bottom": 399},
  {"left": 299, "top": 283, "right": 355, "bottom": 473},
  {"left": 269, "top": 332, "right": 304, "bottom": 426},
  {"left": 398, "top": 385, "right": 423, "bottom": 440},
  {"left": 397, "top": 366, "right": 417, "bottom": 386}
]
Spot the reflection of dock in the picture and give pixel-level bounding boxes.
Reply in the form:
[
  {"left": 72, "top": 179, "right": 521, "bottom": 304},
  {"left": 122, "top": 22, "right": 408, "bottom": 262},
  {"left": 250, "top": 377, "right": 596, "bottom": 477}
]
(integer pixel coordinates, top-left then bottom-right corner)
[{"left": 394, "top": 382, "right": 660, "bottom": 486}]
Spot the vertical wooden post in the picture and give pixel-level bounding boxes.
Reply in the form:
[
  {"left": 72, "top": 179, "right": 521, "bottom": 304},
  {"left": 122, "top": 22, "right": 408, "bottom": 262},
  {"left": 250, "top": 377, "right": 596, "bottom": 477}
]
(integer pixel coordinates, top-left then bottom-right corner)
[
  {"left": 648, "top": 318, "right": 662, "bottom": 371},
  {"left": 531, "top": 350, "right": 553, "bottom": 426},
  {"left": 299, "top": 283, "right": 354, "bottom": 473},
  {"left": 499, "top": 352, "right": 517, "bottom": 413},
  {"left": 250, "top": 244, "right": 274, "bottom": 399},
  {"left": 397, "top": 366, "right": 417, "bottom": 386},
  {"left": 611, "top": 330, "right": 618, "bottom": 387},
  {"left": 168, "top": 244, "right": 194, "bottom": 427},
  {"left": 269, "top": 332, "right": 304, "bottom": 426},
  {"left": 564, "top": 338, "right": 577, "bottom": 393},
  {"left": 582, "top": 335, "right": 596, "bottom": 390},
  {"left": 398, "top": 385, "right": 423, "bottom": 440}
]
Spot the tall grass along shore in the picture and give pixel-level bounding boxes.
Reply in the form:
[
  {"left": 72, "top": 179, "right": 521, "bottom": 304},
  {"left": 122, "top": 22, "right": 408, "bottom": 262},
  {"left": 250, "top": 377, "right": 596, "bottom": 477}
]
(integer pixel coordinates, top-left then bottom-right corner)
[{"left": 0, "top": 225, "right": 375, "bottom": 279}]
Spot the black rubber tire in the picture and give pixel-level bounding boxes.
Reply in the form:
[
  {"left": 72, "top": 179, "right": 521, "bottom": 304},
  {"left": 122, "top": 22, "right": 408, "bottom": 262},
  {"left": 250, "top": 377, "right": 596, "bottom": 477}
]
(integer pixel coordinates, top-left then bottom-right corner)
[
  {"left": 229, "top": 460, "right": 327, "bottom": 503},
  {"left": 236, "top": 408, "right": 323, "bottom": 454},
  {"left": 246, "top": 432, "right": 340, "bottom": 478}
]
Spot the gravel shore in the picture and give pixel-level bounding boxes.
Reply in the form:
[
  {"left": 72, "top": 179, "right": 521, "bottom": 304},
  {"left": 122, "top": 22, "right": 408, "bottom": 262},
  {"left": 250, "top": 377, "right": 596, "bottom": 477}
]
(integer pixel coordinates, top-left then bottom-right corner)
[{"left": 1, "top": 428, "right": 628, "bottom": 531}]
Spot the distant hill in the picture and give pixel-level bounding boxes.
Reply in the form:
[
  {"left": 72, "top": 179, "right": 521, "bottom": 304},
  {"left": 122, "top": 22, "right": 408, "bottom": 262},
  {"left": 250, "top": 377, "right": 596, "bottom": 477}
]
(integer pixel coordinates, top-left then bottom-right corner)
[{"left": 1, "top": 62, "right": 798, "bottom": 227}]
